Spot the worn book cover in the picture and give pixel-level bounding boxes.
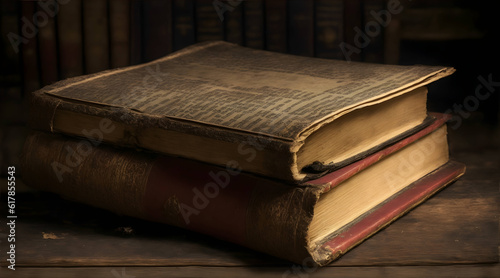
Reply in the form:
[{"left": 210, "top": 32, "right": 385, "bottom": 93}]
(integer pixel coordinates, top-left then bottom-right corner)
[
  {"left": 21, "top": 114, "right": 465, "bottom": 265},
  {"left": 28, "top": 41, "right": 454, "bottom": 182}
]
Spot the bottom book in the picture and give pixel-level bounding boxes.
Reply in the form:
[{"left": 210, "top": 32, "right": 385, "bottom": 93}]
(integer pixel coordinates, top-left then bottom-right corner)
[{"left": 21, "top": 116, "right": 465, "bottom": 265}]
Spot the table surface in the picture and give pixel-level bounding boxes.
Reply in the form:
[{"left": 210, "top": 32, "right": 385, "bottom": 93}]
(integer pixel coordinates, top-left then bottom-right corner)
[{"left": 1, "top": 117, "right": 499, "bottom": 277}]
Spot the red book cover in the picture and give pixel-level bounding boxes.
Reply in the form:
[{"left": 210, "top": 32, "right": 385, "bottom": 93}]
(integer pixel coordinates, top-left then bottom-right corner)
[{"left": 321, "top": 160, "right": 465, "bottom": 264}]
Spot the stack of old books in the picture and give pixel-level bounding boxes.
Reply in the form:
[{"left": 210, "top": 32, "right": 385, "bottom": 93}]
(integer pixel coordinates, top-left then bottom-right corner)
[{"left": 22, "top": 41, "right": 465, "bottom": 266}]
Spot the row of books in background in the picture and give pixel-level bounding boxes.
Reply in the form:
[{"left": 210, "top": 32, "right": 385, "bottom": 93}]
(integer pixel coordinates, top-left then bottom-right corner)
[
  {"left": 21, "top": 41, "right": 465, "bottom": 265},
  {"left": 0, "top": 0, "right": 393, "bottom": 96},
  {"left": 1, "top": 0, "right": 393, "bottom": 175}
]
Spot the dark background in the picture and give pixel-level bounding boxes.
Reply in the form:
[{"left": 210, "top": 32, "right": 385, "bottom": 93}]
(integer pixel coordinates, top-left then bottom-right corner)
[{"left": 0, "top": 0, "right": 499, "bottom": 175}]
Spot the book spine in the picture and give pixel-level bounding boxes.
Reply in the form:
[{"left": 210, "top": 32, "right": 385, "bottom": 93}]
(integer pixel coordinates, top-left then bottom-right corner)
[
  {"left": 142, "top": 0, "right": 173, "bottom": 62},
  {"left": 83, "top": 0, "right": 110, "bottom": 74},
  {"left": 57, "top": 0, "right": 83, "bottom": 79},
  {"left": 129, "top": 0, "right": 142, "bottom": 65},
  {"left": 264, "top": 0, "right": 287, "bottom": 53},
  {"left": 362, "top": 0, "right": 386, "bottom": 63},
  {"left": 20, "top": 0, "right": 40, "bottom": 94},
  {"left": 314, "top": 0, "right": 344, "bottom": 60},
  {"left": 21, "top": 132, "right": 315, "bottom": 264},
  {"left": 173, "top": 0, "right": 195, "bottom": 51},
  {"left": 383, "top": 2, "right": 400, "bottom": 64},
  {"left": 343, "top": 0, "right": 362, "bottom": 61},
  {"left": 0, "top": 0, "right": 21, "bottom": 87},
  {"left": 109, "top": 0, "right": 131, "bottom": 68},
  {"left": 223, "top": 0, "right": 243, "bottom": 45},
  {"left": 0, "top": 0, "right": 25, "bottom": 174},
  {"left": 195, "top": 0, "right": 224, "bottom": 42},
  {"left": 243, "top": 0, "right": 264, "bottom": 49},
  {"left": 287, "top": 0, "right": 314, "bottom": 57},
  {"left": 37, "top": 1, "right": 59, "bottom": 86}
]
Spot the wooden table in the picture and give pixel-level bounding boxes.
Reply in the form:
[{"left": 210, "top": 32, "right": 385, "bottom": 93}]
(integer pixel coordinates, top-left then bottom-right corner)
[{"left": 1, "top": 118, "right": 498, "bottom": 277}]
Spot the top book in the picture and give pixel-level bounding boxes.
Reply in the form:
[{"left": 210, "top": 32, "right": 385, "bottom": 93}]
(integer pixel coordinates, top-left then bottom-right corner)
[{"left": 29, "top": 41, "right": 454, "bottom": 182}]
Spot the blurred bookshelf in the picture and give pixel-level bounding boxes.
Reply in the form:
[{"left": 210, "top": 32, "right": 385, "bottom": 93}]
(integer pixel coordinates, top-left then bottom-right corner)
[{"left": 0, "top": 0, "right": 498, "bottom": 176}]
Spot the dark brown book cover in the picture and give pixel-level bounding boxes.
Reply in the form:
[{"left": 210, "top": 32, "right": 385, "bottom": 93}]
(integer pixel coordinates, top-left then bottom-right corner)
[{"left": 21, "top": 115, "right": 465, "bottom": 265}]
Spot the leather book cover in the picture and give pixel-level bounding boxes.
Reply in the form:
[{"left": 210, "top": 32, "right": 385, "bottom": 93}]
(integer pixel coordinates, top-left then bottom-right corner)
[
  {"left": 27, "top": 41, "right": 454, "bottom": 182},
  {"left": 21, "top": 114, "right": 462, "bottom": 265}
]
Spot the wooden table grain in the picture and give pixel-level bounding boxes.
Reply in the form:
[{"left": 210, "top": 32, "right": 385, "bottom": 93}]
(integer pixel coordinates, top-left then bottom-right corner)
[{"left": 1, "top": 118, "right": 498, "bottom": 277}]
